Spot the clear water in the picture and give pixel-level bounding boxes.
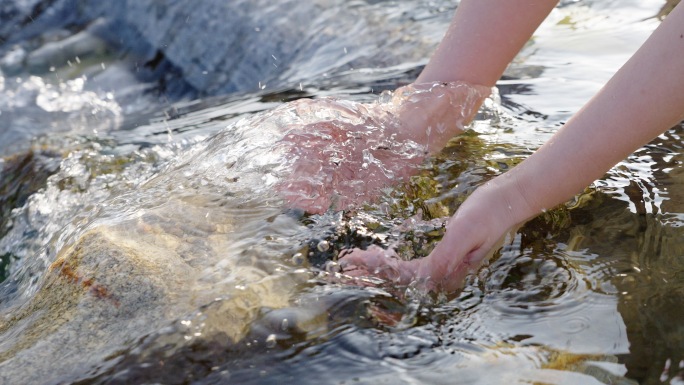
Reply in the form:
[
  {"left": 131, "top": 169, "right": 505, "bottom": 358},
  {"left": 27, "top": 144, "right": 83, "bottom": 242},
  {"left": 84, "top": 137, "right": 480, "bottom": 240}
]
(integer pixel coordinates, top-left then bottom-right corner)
[{"left": 1, "top": 1, "right": 683, "bottom": 384}]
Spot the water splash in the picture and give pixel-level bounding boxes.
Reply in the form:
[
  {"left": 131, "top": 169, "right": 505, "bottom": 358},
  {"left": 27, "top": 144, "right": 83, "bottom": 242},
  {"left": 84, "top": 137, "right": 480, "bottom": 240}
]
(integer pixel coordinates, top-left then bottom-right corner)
[
  {"left": 0, "top": 75, "right": 123, "bottom": 156},
  {"left": 0, "top": 1, "right": 681, "bottom": 383},
  {"left": 277, "top": 81, "right": 489, "bottom": 214}
]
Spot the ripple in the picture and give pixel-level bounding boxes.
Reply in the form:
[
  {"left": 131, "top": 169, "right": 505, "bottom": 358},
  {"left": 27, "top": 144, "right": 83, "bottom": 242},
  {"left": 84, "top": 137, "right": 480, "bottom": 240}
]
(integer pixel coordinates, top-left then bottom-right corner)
[
  {"left": 560, "top": 315, "right": 592, "bottom": 334},
  {"left": 485, "top": 249, "right": 585, "bottom": 316}
]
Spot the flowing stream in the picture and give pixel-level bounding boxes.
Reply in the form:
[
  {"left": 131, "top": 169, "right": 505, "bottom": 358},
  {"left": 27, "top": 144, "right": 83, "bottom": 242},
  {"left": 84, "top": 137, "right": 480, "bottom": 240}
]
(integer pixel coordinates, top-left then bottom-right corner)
[{"left": 1, "top": 1, "right": 683, "bottom": 384}]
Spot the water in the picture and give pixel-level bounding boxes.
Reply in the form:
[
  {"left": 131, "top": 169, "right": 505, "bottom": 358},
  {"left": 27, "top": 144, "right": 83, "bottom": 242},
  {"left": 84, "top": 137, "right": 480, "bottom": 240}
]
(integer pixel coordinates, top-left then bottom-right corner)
[{"left": 1, "top": 1, "right": 683, "bottom": 384}]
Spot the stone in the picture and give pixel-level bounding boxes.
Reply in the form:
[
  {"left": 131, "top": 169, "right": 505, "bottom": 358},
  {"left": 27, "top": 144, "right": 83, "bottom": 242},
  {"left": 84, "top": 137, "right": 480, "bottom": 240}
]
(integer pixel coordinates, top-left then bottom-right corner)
[{"left": 1, "top": 0, "right": 449, "bottom": 95}]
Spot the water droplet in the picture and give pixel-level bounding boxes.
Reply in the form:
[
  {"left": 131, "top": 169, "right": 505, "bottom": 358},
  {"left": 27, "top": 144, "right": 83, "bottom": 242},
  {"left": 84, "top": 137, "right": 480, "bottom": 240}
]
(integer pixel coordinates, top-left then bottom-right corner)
[
  {"left": 265, "top": 334, "right": 277, "bottom": 348},
  {"left": 292, "top": 253, "right": 305, "bottom": 265},
  {"left": 326, "top": 261, "right": 341, "bottom": 274},
  {"left": 361, "top": 162, "right": 369, "bottom": 169},
  {"left": 281, "top": 318, "right": 289, "bottom": 331},
  {"left": 316, "top": 240, "right": 330, "bottom": 252}
]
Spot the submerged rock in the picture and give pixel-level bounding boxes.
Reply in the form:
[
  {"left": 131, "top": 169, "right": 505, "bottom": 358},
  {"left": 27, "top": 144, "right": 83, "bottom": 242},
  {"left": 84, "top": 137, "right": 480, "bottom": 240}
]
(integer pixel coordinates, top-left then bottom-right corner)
[
  {"left": 0, "top": 94, "right": 391, "bottom": 382},
  {"left": 0, "top": 0, "right": 452, "bottom": 95},
  {"left": 0, "top": 149, "right": 60, "bottom": 240},
  {"left": 0, "top": 80, "right": 461, "bottom": 381},
  {"left": 0, "top": 177, "right": 307, "bottom": 383}
]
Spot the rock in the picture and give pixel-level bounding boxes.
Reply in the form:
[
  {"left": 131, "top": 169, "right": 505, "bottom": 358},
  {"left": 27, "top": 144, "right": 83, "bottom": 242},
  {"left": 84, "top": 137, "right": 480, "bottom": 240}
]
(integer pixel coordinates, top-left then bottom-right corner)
[
  {"left": 1, "top": 0, "right": 451, "bottom": 95},
  {"left": 0, "top": 202, "right": 305, "bottom": 383},
  {"left": 0, "top": 103, "right": 313, "bottom": 383},
  {"left": 0, "top": 0, "right": 46, "bottom": 41},
  {"left": 0, "top": 149, "right": 60, "bottom": 240},
  {"left": 105, "top": 0, "right": 441, "bottom": 94},
  {"left": 25, "top": 24, "right": 109, "bottom": 74}
]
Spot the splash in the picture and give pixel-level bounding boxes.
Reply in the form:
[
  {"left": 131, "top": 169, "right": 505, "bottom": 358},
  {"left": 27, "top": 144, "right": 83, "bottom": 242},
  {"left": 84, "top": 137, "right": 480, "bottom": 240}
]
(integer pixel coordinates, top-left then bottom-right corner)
[
  {"left": 277, "top": 81, "right": 490, "bottom": 214},
  {"left": 0, "top": 75, "right": 123, "bottom": 156}
]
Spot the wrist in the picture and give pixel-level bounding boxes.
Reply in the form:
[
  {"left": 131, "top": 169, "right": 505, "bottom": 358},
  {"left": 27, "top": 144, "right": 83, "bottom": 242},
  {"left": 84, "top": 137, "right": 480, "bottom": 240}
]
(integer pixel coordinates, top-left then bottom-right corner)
[
  {"left": 377, "top": 81, "right": 491, "bottom": 153},
  {"left": 477, "top": 171, "right": 541, "bottom": 229}
]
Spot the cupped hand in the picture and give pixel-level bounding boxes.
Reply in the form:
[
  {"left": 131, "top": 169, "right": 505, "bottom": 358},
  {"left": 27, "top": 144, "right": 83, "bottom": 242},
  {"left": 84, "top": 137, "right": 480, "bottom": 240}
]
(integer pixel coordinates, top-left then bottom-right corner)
[
  {"left": 277, "top": 97, "right": 425, "bottom": 214},
  {"left": 277, "top": 81, "right": 490, "bottom": 214},
  {"left": 340, "top": 178, "right": 528, "bottom": 292},
  {"left": 339, "top": 246, "right": 417, "bottom": 281}
]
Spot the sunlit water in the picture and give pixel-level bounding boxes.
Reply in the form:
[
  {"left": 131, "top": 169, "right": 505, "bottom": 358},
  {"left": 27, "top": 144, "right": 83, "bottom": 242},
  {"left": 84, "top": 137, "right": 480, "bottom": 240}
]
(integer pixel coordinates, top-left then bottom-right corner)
[{"left": 1, "top": 1, "right": 683, "bottom": 384}]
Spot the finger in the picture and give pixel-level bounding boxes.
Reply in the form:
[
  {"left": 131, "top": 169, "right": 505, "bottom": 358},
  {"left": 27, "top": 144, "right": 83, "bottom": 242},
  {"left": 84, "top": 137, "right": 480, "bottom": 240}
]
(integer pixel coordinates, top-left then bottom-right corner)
[
  {"left": 339, "top": 246, "right": 418, "bottom": 285},
  {"left": 338, "top": 245, "right": 387, "bottom": 271},
  {"left": 339, "top": 247, "right": 384, "bottom": 276}
]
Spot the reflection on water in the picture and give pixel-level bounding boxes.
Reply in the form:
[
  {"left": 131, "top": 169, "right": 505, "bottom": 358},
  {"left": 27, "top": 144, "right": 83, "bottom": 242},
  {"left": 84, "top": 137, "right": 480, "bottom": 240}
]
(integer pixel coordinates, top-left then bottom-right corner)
[{"left": 1, "top": 0, "right": 683, "bottom": 384}]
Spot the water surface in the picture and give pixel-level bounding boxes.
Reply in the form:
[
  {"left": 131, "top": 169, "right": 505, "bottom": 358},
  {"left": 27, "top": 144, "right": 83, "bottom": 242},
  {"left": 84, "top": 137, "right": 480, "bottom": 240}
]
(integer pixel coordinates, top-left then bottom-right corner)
[{"left": 1, "top": 1, "right": 683, "bottom": 384}]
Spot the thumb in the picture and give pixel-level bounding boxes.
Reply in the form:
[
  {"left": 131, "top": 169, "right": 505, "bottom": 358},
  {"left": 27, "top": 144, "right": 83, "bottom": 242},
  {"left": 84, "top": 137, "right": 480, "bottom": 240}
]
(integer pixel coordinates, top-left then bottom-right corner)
[{"left": 418, "top": 222, "right": 489, "bottom": 291}]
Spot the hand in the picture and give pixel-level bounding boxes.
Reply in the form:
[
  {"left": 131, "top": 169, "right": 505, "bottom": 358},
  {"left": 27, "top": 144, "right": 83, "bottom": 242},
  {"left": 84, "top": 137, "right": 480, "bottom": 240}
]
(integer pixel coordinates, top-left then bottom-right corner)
[
  {"left": 387, "top": 82, "right": 490, "bottom": 153},
  {"left": 276, "top": 97, "right": 425, "bottom": 214},
  {"left": 338, "top": 246, "right": 418, "bottom": 283},
  {"left": 340, "top": 177, "right": 528, "bottom": 292},
  {"left": 278, "top": 82, "right": 490, "bottom": 214}
]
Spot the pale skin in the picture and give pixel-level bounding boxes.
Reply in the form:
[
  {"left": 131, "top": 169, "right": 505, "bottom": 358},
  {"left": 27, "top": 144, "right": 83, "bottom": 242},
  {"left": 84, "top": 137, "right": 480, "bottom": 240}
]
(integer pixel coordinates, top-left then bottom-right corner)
[
  {"left": 281, "top": 1, "right": 557, "bottom": 213},
  {"left": 339, "top": 0, "right": 684, "bottom": 292}
]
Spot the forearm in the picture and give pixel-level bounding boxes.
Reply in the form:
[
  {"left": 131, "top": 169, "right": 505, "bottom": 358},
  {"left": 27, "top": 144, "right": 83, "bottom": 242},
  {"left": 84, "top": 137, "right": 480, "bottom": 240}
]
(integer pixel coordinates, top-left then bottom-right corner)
[
  {"left": 391, "top": 0, "right": 558, "bottom": 151},
  {"left": 417, "top": 0, "right": 559, "bottom": 87},
  {"left": 344, "top": 3, "right": 684, "bottom": 293},
  {"left": 502, "top": 3, "right": 684, "bottom": 224}
]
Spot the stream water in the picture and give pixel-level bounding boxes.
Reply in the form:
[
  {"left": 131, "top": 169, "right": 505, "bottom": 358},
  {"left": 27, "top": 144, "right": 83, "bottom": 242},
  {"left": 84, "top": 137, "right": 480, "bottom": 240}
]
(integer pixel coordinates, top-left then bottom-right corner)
[{"left": 1, "top": 1, "right": 683, "bottom": 384}]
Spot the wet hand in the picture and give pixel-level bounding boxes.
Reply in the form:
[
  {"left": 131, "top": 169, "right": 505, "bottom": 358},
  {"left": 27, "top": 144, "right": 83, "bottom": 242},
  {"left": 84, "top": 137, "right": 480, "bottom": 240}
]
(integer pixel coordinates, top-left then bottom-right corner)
[
  {"left": 277, "top": 97, "right": 425, "bottom": 214},
  {"left": 340, "top": 178, "right": 526, "bottom": 292},
  {"left": 277, "top": 82, "right": 490, "bottom": 214},
  {"left": 338, "top": 246, "right": 416, "bottom": 283}
]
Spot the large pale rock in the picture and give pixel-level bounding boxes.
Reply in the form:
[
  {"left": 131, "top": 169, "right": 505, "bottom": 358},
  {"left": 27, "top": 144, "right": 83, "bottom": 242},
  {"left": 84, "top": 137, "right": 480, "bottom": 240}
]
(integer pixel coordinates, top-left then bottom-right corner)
[{"left": 0, "top": 201, "right": 305, "bottom": 383}]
